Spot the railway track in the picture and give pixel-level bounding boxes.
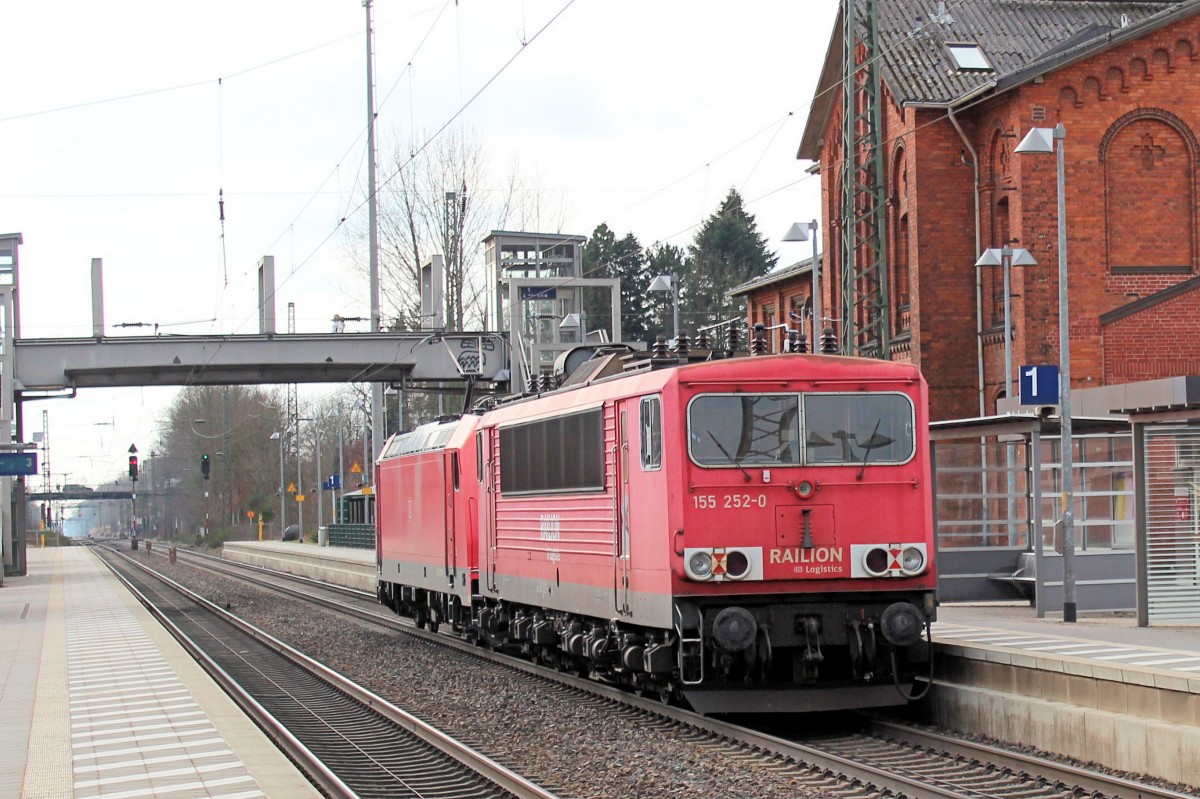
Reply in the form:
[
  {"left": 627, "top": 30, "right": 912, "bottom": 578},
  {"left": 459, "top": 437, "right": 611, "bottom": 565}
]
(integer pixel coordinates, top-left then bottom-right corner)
[
  {"left": 116, "top": 544, "right": 1198, "bottom": 799},
  {"left": 96, "top": 546, "right": 559, "bottom": 799}
]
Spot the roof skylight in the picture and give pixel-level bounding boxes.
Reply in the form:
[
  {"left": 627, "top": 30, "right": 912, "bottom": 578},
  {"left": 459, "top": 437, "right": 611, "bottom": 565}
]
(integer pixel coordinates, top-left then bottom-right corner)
[{"left": 947, "top": 43, "right": 993, "bottom": 72}]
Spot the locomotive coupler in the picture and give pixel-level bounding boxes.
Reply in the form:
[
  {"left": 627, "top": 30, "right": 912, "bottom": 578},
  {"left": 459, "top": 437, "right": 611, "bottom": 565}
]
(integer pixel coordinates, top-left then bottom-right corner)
[
  {"left": 848, "top": 619, "right": 878, "bottom": 680},
  {"left": 800, "top": 616, "right": 822, "bottom": 664}
]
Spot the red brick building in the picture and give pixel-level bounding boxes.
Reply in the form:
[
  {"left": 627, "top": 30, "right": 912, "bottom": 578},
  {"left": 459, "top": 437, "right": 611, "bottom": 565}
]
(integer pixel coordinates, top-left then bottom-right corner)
[{"left": 756, "top": 0, "right": 1200, "bottom": 421}]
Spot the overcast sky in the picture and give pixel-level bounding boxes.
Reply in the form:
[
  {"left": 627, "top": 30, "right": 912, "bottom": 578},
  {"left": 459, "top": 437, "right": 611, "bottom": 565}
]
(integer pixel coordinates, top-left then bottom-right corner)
[{"left": 2, "top": 0, "right": 837, "bottom": 487}]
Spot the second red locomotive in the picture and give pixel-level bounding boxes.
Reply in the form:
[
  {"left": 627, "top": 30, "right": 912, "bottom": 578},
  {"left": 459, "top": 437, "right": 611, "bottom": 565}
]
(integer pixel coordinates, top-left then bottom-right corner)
[{"left": 376, "top": 344, "right": 936, "bottom": 713}]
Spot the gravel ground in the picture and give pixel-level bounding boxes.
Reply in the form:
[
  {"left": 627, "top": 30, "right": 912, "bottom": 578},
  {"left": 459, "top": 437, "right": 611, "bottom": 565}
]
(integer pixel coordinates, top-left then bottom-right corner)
[{"left": 139, "top": 554, "right": 840, "bottom": 799}]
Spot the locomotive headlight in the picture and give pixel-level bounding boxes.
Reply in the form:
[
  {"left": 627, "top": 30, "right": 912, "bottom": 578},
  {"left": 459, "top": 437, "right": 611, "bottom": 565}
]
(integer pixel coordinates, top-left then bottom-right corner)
[
  {"left": 900, "top": 546, "right": 925, "bottom": 575},
  {"left": 724, "top": 549, "right": 750, "bottom": 579},
  {"left": 794, "top": 480, "right": 815, "bottom": 498},
  {"left": 688, "top": 551, "right": 714, "bottom": 579},
  {"left": 863, "top": 546, "right": 890, "bottom": 576}
]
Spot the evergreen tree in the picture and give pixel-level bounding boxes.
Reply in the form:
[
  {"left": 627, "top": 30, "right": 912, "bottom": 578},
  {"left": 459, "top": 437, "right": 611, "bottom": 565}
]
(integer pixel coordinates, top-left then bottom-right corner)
[
  {"left": 582, "top": 223, "right": 651, "bottom": 343},
  {"left": 682, "top": 188, "right": 776, "bottom": 329}
]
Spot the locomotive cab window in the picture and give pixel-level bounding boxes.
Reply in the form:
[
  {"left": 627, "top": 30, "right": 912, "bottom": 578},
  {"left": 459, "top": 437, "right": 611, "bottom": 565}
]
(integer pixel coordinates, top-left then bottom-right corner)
[
  {"left": 640, "top": 395, "right": 662, "bottom": 470},
  {"left": 689, "top": 394, "right": 800, "bottom": 466},
  {"left": 803, "top": 393, "right": 914, "bottom": 464},
  {"left": 688, "top": 392, "right": 913, "bottom": 468}
]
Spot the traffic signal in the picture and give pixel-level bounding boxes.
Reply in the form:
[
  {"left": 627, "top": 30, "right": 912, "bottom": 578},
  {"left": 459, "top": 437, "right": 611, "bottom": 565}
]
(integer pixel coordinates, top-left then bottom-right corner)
[
  {"left": 201, "top": 453, "right": 211, "bottom": 480},
  {"left": 128, "top": 454, "right": 139, "bottom": 481}
]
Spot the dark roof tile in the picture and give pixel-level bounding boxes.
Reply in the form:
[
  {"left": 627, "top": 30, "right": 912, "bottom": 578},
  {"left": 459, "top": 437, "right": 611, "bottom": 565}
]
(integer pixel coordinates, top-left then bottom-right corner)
[{"left": 800, "top": 1, "right": 1197, "bottom": 157}]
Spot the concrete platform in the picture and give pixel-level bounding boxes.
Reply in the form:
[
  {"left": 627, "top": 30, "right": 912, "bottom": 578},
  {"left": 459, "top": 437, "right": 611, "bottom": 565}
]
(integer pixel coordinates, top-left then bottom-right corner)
[
  {"left": 0, "top": 547, "right": 322, "bottom": 799},
  {"left": 927, "top": 604, "right": 1200, "bottom": 786},
  {"left": 221, "top": 541, "right": 376, "bottom": 592}
]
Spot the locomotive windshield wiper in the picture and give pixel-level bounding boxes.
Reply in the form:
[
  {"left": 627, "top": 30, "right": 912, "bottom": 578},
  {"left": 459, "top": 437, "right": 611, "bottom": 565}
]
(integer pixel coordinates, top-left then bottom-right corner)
[
  {"left": 707, "top": 431, "right": 752, "bottom": 482},
  {"left": 856, "top": 418, "right": 892, "bottom": 481}
]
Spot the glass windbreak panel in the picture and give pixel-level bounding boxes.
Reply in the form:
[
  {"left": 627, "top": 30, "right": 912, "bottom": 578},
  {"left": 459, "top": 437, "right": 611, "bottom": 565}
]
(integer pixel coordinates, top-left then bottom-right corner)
[
  {"left": 933, "top": 436, "right": 1030, "bottom": 550},
  {"left": 1038, "top": 432, "right": 1134, "bottom": 552},
  {"left": 689, "top": 395, "right": 800, "bottom": 466},
  {"left": 803, "top": 393, "right": 914, "bottom": 464}
]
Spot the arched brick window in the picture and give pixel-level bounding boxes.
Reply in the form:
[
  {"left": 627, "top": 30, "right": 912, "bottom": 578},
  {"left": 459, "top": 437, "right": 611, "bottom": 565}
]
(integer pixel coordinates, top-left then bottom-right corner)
[
  {"left": 895, "top": 215, "right": 910, "bottom": 311},
  {"left": 988, "top": 128, "right": 1010, "bottom": 186},
  {"left": 1102, "top": 109, "right": 1197, "bottom": 272},
  {"left": 990, "top": 197, "right": 1011, "bottom": 327},
  {"left": 828, "top": 177, "right": 842, "bottom": 335},
  {"left": 890, "top": 147, "right": 910, "bottom": 333}
]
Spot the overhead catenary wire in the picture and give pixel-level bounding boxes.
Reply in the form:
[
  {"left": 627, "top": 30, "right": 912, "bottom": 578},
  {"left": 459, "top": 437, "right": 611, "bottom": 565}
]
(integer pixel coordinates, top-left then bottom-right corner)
[{"left": 36, "top": 1, "right": 981, "bottom": 384}]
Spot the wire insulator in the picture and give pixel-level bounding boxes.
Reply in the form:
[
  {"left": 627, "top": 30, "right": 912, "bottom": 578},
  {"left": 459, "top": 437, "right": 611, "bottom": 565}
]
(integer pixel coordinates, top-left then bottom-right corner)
[
  {"left": 674, "top": 332, "right": 690, "bottom": 359},
  {"left": 726, "top": 320, "right": 740, "bottom": 353},
  {"left": 751, "top": 323, "right": 768, "bottom": 355},
  {"left": 651, "top": 335, "right": 670, "bottom": 359},
  {"left": 820, "top": 326, "right": 839, "bottom": 354},
  {"left": 789, "top": 330, "right": 804, "bottom": 353}
]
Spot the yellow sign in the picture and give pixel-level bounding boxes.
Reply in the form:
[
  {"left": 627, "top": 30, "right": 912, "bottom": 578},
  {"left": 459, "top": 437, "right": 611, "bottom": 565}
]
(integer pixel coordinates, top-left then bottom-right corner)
[
  {"left": 350, "top": 462, "right": 363, "bottom": 474},
  {"left": 361, "top": 486, "right": 374, "bottom": 495},
  {"left": 287, "top": 482, "right": 297, "bottom": 493},
  {"left": 295, "top": 494, "right": 305, "bottom": 502}
]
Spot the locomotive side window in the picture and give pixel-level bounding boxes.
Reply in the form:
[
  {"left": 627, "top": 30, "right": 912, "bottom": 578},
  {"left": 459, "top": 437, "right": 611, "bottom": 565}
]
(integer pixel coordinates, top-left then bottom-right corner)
[
  {"left": 688, "top": 394, "right": 801, "bottom": 466},
  {"left": 476, "top": 431, "right": 484, "bottom": 483},
  {"left": 640, "top": 395, "right": 662, "bottom": 470},
  {"left": 803, "top": 393, "right": 914, "bottom": 464},
  {"left": 499, "top": 408, "right": 605, "bottom": 494}
]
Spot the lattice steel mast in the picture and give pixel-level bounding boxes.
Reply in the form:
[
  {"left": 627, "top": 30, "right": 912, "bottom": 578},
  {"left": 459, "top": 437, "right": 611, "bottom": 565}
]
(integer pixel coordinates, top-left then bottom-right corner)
[{"left": 840, "top": 0, "right": 891, "bottom": 358}]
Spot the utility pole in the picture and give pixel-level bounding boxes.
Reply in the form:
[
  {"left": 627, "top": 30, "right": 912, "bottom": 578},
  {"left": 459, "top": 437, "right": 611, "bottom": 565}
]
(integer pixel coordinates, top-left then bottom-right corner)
[
  {"left": 315, "top": 419, "right": 323, "bottom": 541},
  {"left": 337, "top": 405, "right": 345, "bottom": 525},
  {"left": 296, "top": 418, "right": 304, "bottom": 542},
  {"left": 366, "top": 0, "right": 385, "bottom": 480}
]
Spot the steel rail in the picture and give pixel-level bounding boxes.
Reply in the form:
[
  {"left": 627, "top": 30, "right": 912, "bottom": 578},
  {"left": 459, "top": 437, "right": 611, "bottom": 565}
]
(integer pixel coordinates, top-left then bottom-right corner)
[
  {"left": 99, "top": 547, "right": 559, "bottom": 799},
  {"left": 145, "top": 544, "right": 1192, "bottom": 799}
]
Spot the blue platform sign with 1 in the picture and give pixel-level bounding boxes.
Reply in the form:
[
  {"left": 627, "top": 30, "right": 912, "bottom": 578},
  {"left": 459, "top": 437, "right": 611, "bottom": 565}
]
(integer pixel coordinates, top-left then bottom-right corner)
[{"left": 1019, "top": 365, "right": 1060, "bottom": 406}]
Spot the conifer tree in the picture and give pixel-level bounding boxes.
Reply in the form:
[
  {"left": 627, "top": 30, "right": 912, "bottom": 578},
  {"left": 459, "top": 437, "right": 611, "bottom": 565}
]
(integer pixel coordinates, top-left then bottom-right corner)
[
  {"left": 682, "top": 188, "right": 776, "bottom": 326},
  {"left": 582, "top": 223, "right": 651, "bottom": 343}
]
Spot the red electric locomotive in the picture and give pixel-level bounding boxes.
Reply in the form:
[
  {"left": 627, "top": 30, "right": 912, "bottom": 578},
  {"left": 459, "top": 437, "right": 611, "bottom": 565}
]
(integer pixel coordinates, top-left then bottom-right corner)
[{"left": 377, "top": 345, "right": 936, "bottom": 714}]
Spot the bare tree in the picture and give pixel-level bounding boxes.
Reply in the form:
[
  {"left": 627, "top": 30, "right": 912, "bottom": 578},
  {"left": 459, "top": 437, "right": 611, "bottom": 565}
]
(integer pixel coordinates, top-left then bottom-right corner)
[
  {"left": 354, "top": 127, "right": 568, "bottom": 331},
  {"left": 154, "top": 386, "right": 285, "bottom": 538}
]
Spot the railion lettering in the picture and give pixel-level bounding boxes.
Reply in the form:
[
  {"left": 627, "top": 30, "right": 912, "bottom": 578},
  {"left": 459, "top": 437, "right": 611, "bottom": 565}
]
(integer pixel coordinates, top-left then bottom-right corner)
[{"left": 769, "top": 547, "right": 845, "bottom": 565}]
